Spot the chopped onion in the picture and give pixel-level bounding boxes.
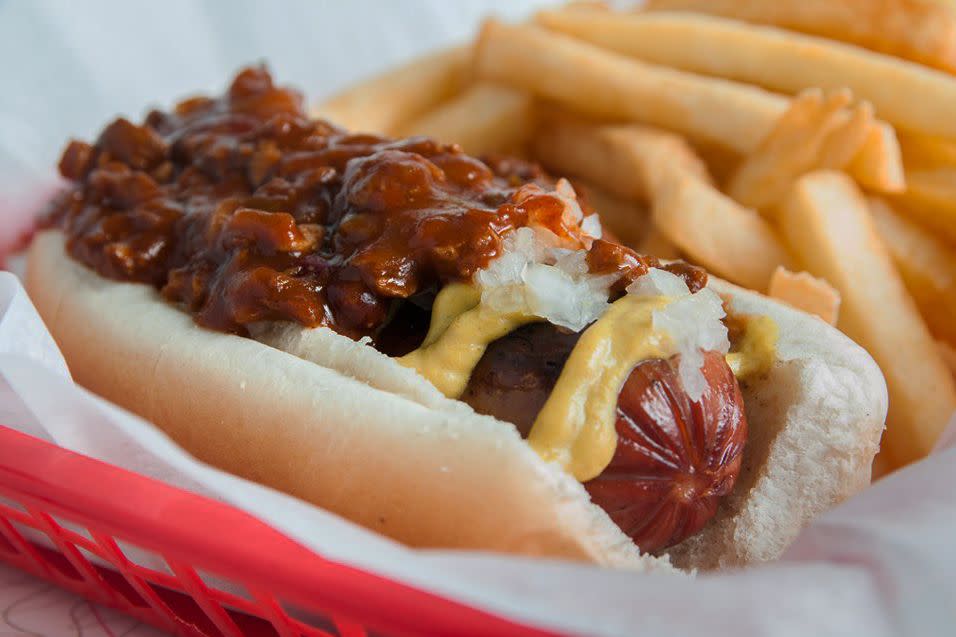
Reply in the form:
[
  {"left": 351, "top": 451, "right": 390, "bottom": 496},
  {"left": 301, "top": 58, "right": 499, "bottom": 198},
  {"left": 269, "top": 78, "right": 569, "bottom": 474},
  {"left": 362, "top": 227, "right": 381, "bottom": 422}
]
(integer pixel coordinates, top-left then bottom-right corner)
[
  {"left": 476, "top": 227, "right": 615, "bottom": 331},
  {"left": 581, "top": 214, "right": 603, "bottom": 239},
  {"left": 627, "top": 268, "right": 729, "bottom": 401},
  {"left": 555, "top": 178, "right": 584, "bottom": 222},
  {"left": 627, "top": 267, "right": 692, "bottom": 298}
]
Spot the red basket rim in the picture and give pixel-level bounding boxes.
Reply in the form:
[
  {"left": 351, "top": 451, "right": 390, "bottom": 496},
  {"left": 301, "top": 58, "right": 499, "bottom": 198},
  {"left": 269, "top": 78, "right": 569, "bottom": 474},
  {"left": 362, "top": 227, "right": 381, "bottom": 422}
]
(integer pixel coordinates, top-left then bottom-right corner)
[{"left": 0, "top": 424, "right": 562, "bottom": 637}]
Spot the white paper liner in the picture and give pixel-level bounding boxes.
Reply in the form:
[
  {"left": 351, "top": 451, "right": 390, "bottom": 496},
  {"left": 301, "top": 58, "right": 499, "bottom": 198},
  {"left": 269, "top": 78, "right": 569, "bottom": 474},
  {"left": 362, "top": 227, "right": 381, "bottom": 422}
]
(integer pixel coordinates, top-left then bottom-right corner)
[{"left": 1, "top": 2, "right": 955, "bottom": 634}]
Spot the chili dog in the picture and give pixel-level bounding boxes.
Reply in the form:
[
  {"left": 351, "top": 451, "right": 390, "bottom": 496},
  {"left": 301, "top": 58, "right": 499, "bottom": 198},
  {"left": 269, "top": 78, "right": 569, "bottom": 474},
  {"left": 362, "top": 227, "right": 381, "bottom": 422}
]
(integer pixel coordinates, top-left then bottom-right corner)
[{"left": 26, "top": 68, "right": 887, "bottom": 570}]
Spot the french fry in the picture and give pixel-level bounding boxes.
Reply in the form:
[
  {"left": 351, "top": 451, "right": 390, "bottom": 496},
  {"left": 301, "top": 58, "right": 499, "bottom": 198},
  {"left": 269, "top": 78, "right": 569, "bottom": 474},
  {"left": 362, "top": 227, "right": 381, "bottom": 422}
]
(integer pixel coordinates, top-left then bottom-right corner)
[
  {"left": 477, "top": 20, "right": 779, "bottom": 152},
  {"left": 397, "top": 83, "right": 534, "bottom": 156},
  {"left": 533, "top": 110, "right": 710, "bottom": 202},
  {"left": 652, "top": 174, "right": 794, "bottom": 290},
  {"left": 889, "top": 169, "right": 956, "bottom": 245},
  {"left": 898, "top": 130, "right": 956, "bottom": 169},
  {"left": 536, "top": 9, "right": 956, "bottom": 143},
  {"left": 845, "top": 124, "right": 905, "bottom": 194},
  {"left": 870, "top": 453, "right": 893, "bottom": 482},
  {"left": 476, "top": 20, "right": 901, "bottom": 192},
  {"left": 768, "top": 267, "right": 841, "bottom": 325},
  {"left": 778, "top": 170, "right": 956, "bottom": 469},
  {"left": 313, "top": 45, "right": 471, "bottom": 133},
  {"left": 727, "top": 89, "right": 874, "bottom": 210},
  {"left": 939, "top": 341, "right": 956, "bottom": 381},
  {"left": 690, "top": 141, "right": 741, "bottom": 187},
  {"left": 643, "top": 0, "right": 956, "bottom": 74},
  {"left": 868, "top": 198, "right": 956, "bottom": 346},
  {"left": 636, "top": 227, "right": 682, "bottom": 260},
  {"left": 575, "top": 181, "right": 650, "bottom": 248}
]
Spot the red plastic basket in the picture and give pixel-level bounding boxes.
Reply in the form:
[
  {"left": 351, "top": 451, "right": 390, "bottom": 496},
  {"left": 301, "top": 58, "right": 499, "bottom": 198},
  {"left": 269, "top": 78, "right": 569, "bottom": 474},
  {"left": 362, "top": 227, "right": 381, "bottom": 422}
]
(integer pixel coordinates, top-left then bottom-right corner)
[{"left": 0, "top": 425, "right": 562, "bottom": 637}]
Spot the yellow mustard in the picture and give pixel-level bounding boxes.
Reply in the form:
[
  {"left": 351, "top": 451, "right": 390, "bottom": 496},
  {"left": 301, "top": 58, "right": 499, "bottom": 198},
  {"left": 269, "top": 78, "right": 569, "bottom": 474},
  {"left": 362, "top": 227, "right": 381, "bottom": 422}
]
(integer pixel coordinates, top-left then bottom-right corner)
[
  {"left": 398, "top": 283, "right": 777, "bottom": 483},
  {"left": 527, "top": 295, "right": 672, "bottom": 481},
  {"left": 725, "top": 315, "right": 779, "bottom": 380},
  {"left": 398, "top": 284, "right": 538, "bottom": 398},
  {"left": 419, "top": 283, "right": 481, "bottom": 347}
]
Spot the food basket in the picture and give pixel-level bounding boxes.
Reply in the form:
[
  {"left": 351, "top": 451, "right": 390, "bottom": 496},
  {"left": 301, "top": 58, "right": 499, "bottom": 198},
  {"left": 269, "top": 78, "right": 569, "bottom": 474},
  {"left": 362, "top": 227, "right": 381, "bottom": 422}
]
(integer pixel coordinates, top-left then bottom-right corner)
[{"left": 0, "top": 424, "right": 559, "bottom": 637}]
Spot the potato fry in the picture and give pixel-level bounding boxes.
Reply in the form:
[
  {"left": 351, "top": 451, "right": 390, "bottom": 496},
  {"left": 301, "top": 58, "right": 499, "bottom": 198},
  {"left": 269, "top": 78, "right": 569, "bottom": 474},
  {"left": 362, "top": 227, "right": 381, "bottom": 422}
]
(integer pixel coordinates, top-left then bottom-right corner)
[
  {"left": 898, "top": 130, "right": 956, "bottom": 170},
  {"left": 889, "top": 169, "right": 956, "bottom": 245},
  {"left": 768, "top": 267, "right": 841, "bottom": 325},
  {"left": 533, "top": 110, "right": 710, "bottom": 202},
  {"left": 939, "top": 341, "right": 956, "bottom": 381},
  {"left": 644, "top": 0, "right": 956, "bottom": 74},
  {"left": 690, "top": 141, "right": 741, "bottom": 187},
  {"left": 313, "top": 45, "right": 471, "bottom": 133},
  {"left": 845, "top": 124, "right": 906, "bottom": 194},
  {"left": 636, "top": 227, "right": 682, "bottom": 261},
  {"left": 575, "top": 181, "right": 650, "bottom": 248},
  {"left": 728, "top": 89, "right": 875, "bottom": 210},
  {"left": 870, "top": 453, "right": 893, "bottom": 482},
  {"left": 397, "top": 83, "right": 534, "bottom": 156},
  {"left": 476, "top": 20, "right": 900, "bottom": 192},
  {"left": 652, "top": 174, "right": 794, "bottom": 290},
  {"left": 868, "top": 197, "right": 956, "bottom": 346},
  {"left": 778, "top": 170, "right": 956, "bottom": 469},
  {"left": 536, "top": 9, "right": 956, "bottom": 142},
  {"left": 477, "top": 20, "right": 779, "bottom": 152}
]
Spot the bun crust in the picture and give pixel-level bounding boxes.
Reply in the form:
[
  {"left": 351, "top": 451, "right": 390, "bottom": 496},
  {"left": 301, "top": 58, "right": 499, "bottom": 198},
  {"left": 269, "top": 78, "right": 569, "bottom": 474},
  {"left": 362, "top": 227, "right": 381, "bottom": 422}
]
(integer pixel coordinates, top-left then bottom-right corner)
[{"left": 26, "top": 231, "right": 886, "bottom": 570}]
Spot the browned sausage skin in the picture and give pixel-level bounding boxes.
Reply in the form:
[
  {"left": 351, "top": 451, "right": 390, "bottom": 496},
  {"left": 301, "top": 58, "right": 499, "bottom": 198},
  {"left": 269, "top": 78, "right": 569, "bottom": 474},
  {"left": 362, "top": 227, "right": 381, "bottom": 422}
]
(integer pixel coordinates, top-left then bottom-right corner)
[
  {"left": 587, "top": 352, "right": 745, "bottom": 552},
  {"left": 462, "top": 323, "right": 747, "bottom": 552},
  {"left": 461, "top": 323, "right": 580, "bottom": 437}
]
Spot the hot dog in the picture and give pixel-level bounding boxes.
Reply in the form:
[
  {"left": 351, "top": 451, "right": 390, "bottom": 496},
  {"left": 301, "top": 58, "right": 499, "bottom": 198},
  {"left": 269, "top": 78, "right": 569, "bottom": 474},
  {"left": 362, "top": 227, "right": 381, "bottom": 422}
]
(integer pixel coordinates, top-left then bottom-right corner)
[
  {"left": 26, "top": 68, "right": 887, "bottom": 570},
  {"left": 460, "top": 324, "right": 747, "bottom": 552}
]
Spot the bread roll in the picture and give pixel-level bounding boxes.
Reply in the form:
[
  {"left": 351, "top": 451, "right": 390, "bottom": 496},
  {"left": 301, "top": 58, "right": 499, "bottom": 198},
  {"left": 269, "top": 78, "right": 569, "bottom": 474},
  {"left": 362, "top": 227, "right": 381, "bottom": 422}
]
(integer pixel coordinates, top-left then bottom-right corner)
[{"left": 27, "top": 230, "right": 886, "bottom": 570}]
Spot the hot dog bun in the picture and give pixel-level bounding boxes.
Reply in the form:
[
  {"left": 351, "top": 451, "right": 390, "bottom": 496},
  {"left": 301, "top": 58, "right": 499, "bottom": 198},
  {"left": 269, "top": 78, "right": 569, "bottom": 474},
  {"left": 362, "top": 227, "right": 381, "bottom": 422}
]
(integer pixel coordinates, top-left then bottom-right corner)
[{"left": 27, "top": 230, "right": 886, "bottom": 570}]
